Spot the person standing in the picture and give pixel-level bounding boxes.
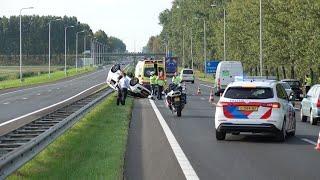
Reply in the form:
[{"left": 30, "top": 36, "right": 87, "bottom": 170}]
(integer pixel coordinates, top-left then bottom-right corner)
[
  {"left": 119, "top": 72, "right": 130, "bottom": 105},
  {"left": 150, "top": 71, "right": 157, "bottom": 96},
  {"left": 116, "top": 75, "right": 123, "bottom": 106},
  {"left": 157, "top": 71, "right": 166, "bottom": 100},
  {"left": 305, "top": 74, "right": 312, "bottom": 94}
]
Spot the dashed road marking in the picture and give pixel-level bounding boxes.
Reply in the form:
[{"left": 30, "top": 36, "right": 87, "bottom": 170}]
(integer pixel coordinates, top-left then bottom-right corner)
[
  {"left": 22, "top": 97, "right": 28, "bottom": 100},
  {"left": 200, "top": 83, "right": 214, "bottom": 88},
  {"left": 37, "top": 93, "right": 41, "bottom": 96},
  {"left": 3, "top": 102, "right": 10, "bottom": 105},
  {"left": 200, "top": 97, "right": 206, "bottom": 100},
  {"left": 300, "top": 138, "right": 317, "bottom": 146},
  {"left": 149, "top": 99, "right": 199, "bottom": 180}
]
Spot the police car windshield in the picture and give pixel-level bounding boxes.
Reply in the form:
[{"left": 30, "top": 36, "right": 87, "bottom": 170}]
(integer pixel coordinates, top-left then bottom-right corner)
[{"left": 224, "top": 87, "right": 274, "bottom": 99}]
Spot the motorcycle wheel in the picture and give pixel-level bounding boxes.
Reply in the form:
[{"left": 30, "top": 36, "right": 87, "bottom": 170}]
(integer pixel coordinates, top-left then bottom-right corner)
[{"left": 177, "top": 107, "right": 182, "bottom": 117}]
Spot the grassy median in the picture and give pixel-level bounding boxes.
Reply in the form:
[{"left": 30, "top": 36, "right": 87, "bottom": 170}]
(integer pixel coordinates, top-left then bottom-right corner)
[
  {"left": 0, "top": 67, "right": 95, "bottom": 90},
  {"left": 9, "top": 93, "right": 133, "bottom": 180}
]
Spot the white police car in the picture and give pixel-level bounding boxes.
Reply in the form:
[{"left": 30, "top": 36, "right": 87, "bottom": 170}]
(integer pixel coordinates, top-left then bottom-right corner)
[
  {"left": 215, "top": 78, "right": 296, "bottom": 141},
  {"left": 106, "top": 64, "right": 151, "bottom": 98}
]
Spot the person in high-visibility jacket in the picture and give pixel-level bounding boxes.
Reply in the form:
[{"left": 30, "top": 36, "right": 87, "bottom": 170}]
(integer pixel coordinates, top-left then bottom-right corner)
[
  {"left": 172, "top": 72, "right": 181, "bottom": 85},
  {"left": 156, "top": 71, "right": 166, "bottom": 100},
  {"left": 305, "top": 74, "right": 312, "bottom": 94},
  {"left": 150, "top": 71, "right": 157, "bottom": 96}
]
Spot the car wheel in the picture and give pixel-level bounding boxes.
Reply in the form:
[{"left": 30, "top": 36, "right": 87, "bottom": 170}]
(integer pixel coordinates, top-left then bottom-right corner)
[
  {"left": 216, "top": 130, "right": 226, "bottom": 140},
  {"left": 287, "top": 115, "right": 296, "bottom": 137},
  {"left": 310, "top": 110, "right": 318, "bottom": 125},
  {"left": 130, "top": 77, "right": 139, "bottom": 86},
  {"left": 300, "top": 109, "right": 307, "bottom": 122},
  {"left": 276, "top": 120, "right": 286, "bottom": 142},
  {"left": 111, "top": 64, "right": 120, "bottom": 73}
]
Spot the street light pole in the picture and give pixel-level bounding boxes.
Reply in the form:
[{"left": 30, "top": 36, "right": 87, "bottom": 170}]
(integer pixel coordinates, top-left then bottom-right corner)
[
  {"left": 224, "top": 9, "right": 226, "bottom": 62},
  {"left": 76, "top": 30, "right": 85, "bottom": 72},
  {"left": 191, "top": 28, "right": 194, "bottom": 70},
  {"left": 19, "top": 7, "right": 34, "bottom": 82},
  {"left": 64, "top": 25, "right": 74, "bottom": 76},
  {"left": 48, "top": 18, "right": 61, "bottom": 78},
  {"left": 260, "top": 0, "right": 263, "bottom": 76},
  {"left": 204, "top": 19, "right": 207, "bottom": 74},
  {"left": 182, "top": 30, "right": 185, "bottom": 68}
]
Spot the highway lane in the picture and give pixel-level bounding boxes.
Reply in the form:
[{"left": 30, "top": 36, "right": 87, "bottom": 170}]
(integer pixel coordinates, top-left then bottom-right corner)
[
  {"left": 0, "top": 66, "right": 110, "bottom": 123},
  {"left": 126, "top": 80, "right": 320, "bottom": 180}
]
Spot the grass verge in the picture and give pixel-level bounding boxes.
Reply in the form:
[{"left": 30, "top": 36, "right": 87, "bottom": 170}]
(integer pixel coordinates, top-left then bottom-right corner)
[
  {"left": 194, "top": 70, "right": 215, "bottom": 83},
  {"left": 9, "top": 93, "right": 133, "bottom": 180},
  {"left": 0, "top": 67, "right": 95, "bottom": 90}
]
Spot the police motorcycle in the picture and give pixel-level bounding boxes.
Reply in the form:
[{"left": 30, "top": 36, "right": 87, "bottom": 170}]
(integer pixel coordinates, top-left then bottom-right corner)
[{"left": 164, "top": 83, "right": 187, "bottom": 117}]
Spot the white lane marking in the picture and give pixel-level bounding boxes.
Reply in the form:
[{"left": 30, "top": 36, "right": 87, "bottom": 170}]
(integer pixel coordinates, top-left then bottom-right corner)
[
  {"left": 3, "top": 102, "right": 10, "bottom": 105},
  {"left": 200, "top": 83, "right": 214, "bottom": 88},
  {"left": 0, "top": 67, "right": 109, "bottom": 97},
  {"left": 37, "top": 93, "right": 41, "bottom": 96},
  {"left": 48, "top": 90, "right": 52, "bottom": 92},
  {"left": 56, "top": 87, "right": 60, "bottom": 90},
  {"left": 200, "top": 97, "right": 206, "bottom": 100},
  {"left": 149, "top": 99, "right": 199, "bottom": 180},
  {"left": 22, "top": 97, "right": 28, "bottom": 100},
  {"left": 300, "top": 138, "right": 317, "bottom": 146},
  {"left": 0, "top": 83, "right": 105, "bottom": 127}
]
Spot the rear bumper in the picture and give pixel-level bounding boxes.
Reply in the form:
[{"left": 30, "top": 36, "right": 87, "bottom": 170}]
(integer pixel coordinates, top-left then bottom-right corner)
[{"left": 217, "top": 123, "right": 281, "bottom": 133}]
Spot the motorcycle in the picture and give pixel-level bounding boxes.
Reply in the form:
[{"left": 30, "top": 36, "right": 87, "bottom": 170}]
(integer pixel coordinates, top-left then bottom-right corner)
[{"left": 165, "top": 83, "right": 187, "bottom": 117}]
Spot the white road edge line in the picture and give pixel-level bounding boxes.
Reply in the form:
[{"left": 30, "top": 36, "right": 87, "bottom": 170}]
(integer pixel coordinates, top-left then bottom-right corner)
[
  {"left": 0, "top": 82, "right": 105, "bottom": 127},
  {"left": 149, "top": 99, "right": 199, "bottom": 180},
  {"left": 0, "top": 68, "right": 107, "bottom": 97},
  {"left": 200, "top": 83, "right": 214, "bottom": 88},
  {"left": 300, "top": 138, "right": 317, "bottom": 146}
]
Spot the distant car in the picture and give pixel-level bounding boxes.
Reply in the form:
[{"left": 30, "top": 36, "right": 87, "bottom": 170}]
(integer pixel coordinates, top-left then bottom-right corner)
[
  {"left": 180, "top": 68, "right": 195, "bottom": 83},
  {"left": 279, "top": 82, "right": 294, "bottom": 97},
  {"left": 300, "top": 84, "right": 320, "bottom": 125},
  {"left": 215, "top": 79, "right": 296, "bottom": 141},
  {"left": 281, "top": 79, "right": 303, "bottom": 101},
  {"left": 106, "top": 64, "right": 151, "bottom": 98}
]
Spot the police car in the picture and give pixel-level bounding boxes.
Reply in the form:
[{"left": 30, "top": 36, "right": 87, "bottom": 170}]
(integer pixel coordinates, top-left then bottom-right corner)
[{"left": 215, "top": 78, "right": 296, "bottom": 141}]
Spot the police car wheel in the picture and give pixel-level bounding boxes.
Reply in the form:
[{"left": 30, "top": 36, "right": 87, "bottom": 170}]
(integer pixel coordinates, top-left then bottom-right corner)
[
  {"left": 310, "top": 110, "right": 318, "bottom": 125},
  {"left": 130, "top": 77, "right": 139, "bottom": 86},
  {"left": 276, "top": 120, "right": 286, "bottom": 142},
  {"left": 216, "top": 130, "right": 226, "bottom": 140}
]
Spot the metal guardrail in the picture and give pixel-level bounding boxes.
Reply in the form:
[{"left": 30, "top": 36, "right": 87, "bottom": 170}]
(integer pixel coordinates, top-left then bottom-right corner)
[{"left": 0, "top": 87, "right": 113, "bottom": 179}]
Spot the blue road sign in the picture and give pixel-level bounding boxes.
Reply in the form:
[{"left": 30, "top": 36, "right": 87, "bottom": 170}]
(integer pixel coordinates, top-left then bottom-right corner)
[{"left": 206, "top": 60, "right": 219, "bottom": 74}]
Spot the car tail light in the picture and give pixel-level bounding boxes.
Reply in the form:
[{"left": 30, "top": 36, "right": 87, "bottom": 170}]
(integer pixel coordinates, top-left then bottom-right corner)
[
  {"left": 317, "top": 99, "right": 320, "bottom": 108},
  {"left": 216, "top": 101, "right": 229, "bottom": 107},
  {"left": 264, "top": 102, "right": 281, "bottom": 108}
]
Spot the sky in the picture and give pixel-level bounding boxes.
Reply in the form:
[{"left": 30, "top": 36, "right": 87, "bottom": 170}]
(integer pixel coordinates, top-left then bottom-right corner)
[{"left": 0, "top": 0, "right": 173, "bottom": 52}]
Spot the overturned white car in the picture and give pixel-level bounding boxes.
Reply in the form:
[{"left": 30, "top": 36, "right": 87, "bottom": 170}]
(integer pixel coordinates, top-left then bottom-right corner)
[{"left": 106, "top": 64, "right": 151, "bottom": 98}]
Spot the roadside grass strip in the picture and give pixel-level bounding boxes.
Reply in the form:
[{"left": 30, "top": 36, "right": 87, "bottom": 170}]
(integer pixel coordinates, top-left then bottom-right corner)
[
  {"left": 9, "top": 93, "right": 133, "bottom": 180},
  {"left": 0, "top": 67, "right": 95, "bottom": 90}
]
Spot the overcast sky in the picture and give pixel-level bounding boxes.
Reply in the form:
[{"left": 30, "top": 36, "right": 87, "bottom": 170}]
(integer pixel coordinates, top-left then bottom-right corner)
[{"left": 0, "top": 0, "right": 173, "bottom": 52}]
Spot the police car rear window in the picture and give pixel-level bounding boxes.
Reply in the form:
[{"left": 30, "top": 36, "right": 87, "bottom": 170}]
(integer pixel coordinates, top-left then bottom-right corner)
[{"left": 224, "top": 87, "right": 274, "bottom": 99}]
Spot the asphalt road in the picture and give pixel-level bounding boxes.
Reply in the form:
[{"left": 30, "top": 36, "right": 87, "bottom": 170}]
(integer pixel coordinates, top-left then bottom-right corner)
[
  {"left": 125, "top": 80, "right": 320, "bottom": 180},
  {"left": 0, "top": 66, "right": 110, "bottom": 123}
]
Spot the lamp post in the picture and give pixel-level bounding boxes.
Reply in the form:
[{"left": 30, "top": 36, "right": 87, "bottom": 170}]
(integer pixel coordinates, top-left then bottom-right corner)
[
  {"left": 64, "top": 25, "right": 74, "bottom": 76},
  {"left": 19, "top": 7, "right": 34, "bottom": 82},
  {"left": 76, "top": 30, "right": 85, "bottom": 72},
  {"left": 48, "top": 18, "right": 62, "bottom": 78},
  {"left": 211, "top": 4, "right": 226, "bottom": 62},
  {"left": 260, "top": 0, "right": 263, "bottom": 76}
]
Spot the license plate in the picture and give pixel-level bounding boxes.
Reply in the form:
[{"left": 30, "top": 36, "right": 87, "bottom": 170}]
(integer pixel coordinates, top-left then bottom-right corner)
[
  {"left": 238, "top": 106, "right": 258, "bottom": 111},
  {"left": 174, "top": 97, "right": 180, "bottom": 102}
]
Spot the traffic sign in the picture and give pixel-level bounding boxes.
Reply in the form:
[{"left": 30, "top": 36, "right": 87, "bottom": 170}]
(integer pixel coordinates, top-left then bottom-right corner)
[{"left": 206, "top": 60, "right": 219, "bottom": 74}]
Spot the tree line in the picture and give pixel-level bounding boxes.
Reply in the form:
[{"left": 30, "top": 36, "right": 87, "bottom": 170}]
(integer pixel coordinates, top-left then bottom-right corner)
[
  {"left": 146, "top": 0, "right": 320, "bottom": 81},
  {"left": 0, "top": 15, "right": 126, "bottom": 56}
]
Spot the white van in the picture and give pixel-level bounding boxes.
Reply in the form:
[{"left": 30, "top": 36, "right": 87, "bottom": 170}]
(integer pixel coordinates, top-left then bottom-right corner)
[{"left": 215, "top": 61, "right": 243, "bottom": 95}]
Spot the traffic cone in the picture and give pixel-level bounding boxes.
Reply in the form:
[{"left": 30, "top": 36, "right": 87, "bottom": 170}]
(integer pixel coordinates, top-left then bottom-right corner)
[
  {"left": 197, "top": 86, "right": 201, "bottom": 95},
  {"left": 209, "top": 88, "right": 214, "bottom": 103},
  {"left": 315, "top": 131, "right": 320, "bottom": 151}
]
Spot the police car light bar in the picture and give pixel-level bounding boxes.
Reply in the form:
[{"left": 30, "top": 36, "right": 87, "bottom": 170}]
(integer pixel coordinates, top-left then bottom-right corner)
[{"left": 235, "top": 76, "right": 277, "bottom": 82}]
